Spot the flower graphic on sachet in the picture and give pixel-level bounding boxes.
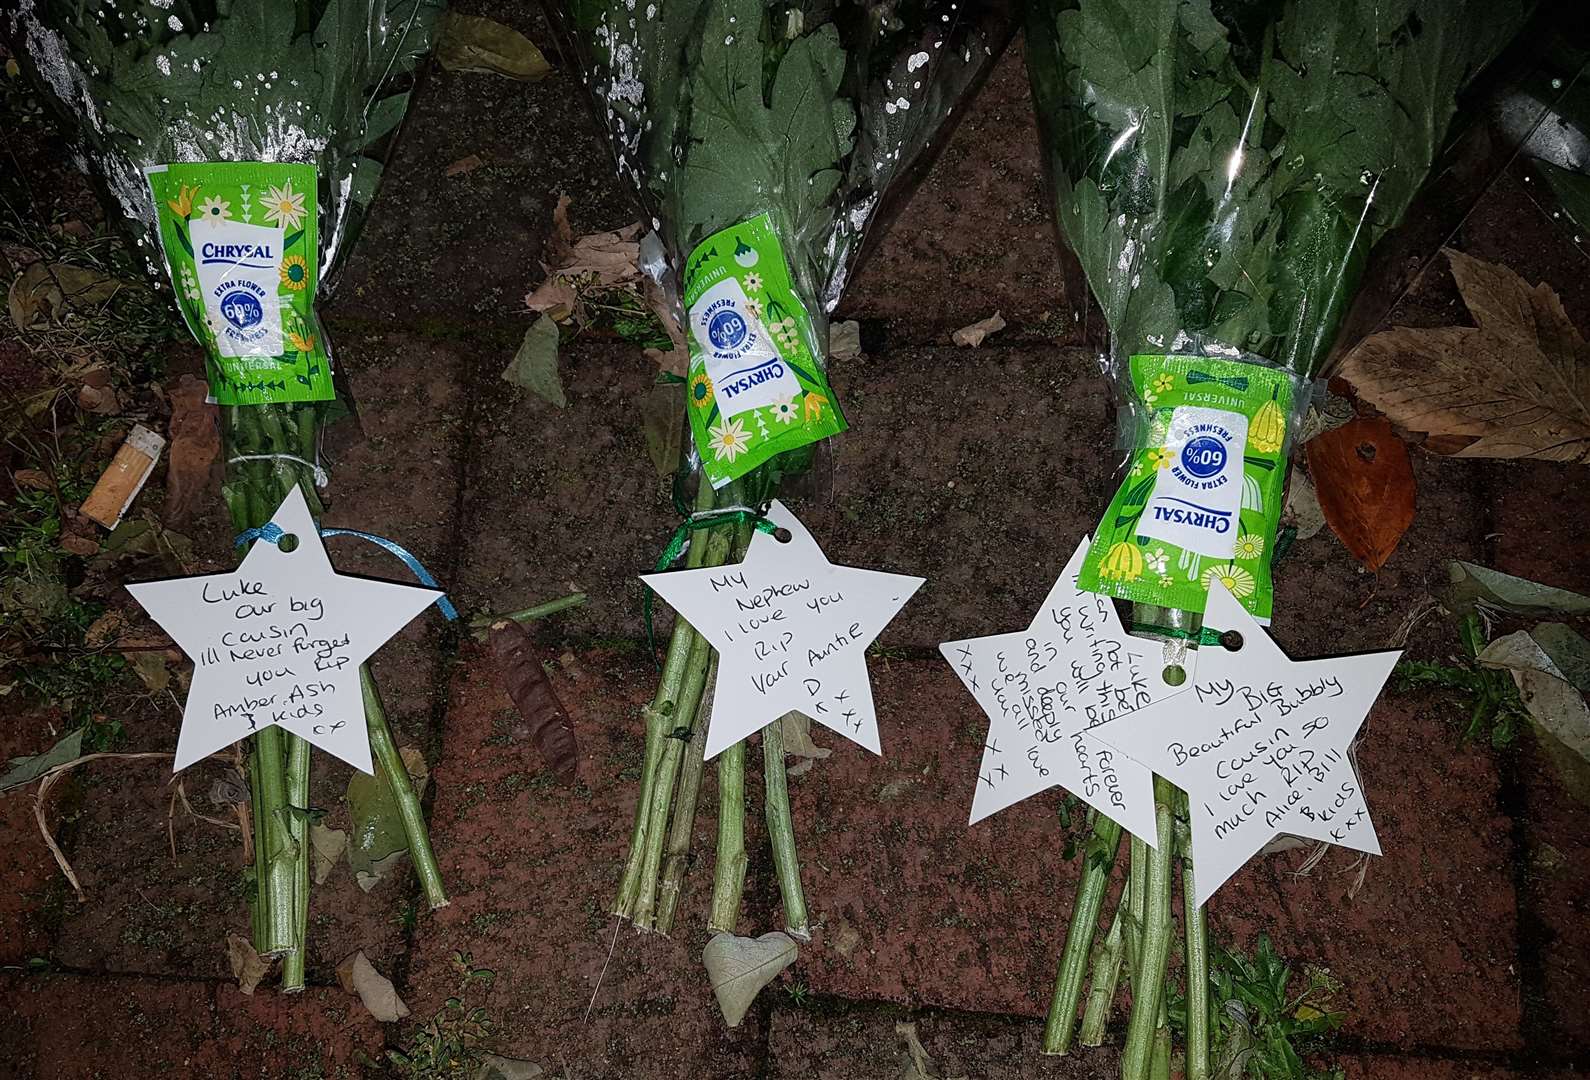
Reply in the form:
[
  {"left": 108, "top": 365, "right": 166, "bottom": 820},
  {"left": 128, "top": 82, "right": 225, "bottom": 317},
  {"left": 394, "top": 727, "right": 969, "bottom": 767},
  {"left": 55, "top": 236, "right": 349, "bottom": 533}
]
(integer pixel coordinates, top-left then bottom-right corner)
[
  {"left": 803, "top": 392, "right": 828, "bottom": 422},
  {"left": 690, "top": 373, "right": 714, "bottom": 409},
  {"left": 197, "top": 196, "right": 231, "bottom": 226},
  {"left": 770, "top": 395, "right": 798, "bottom": 424},
  {"left": 709, "top": 418, "right": 751, "bottom": 462},
  {"left": 1201, "top": 563, "right": 1256, "bottom": 599},
  {"left": 262, "top": 179, "right": 307, "bottom": 231},
  {"left": 167, "top": 183, "right": 201, "bottom": 218},
  {"left": 1144, "top": 546, "right": 1169, "bottom": 574},
  {"left": 1233, "top": 533, "right": 1265, "bottom": 561},
  {"left": 288, "top": 328, "right": 317, "bottom": 353},
  {"left": 1145, "top": 446, "right": 1174, "bottom": 471},
  {"left": 1098, "top": 541, "right": 1145, "bottom": 582},
  {"left": 279, "top": 254, "right": 310, "bottom": 291},
  {"left": 179, "top": 268, "right": 202, "bottom": 304},
  {"left": 1150, "top": 372, "right": 1175, "bottom": 394},
  {"left": 746, "top": 297, "right": 765, "bottom": 319},
  {"left": 744, "top": 272, "right": 763, "bottom": 292}
]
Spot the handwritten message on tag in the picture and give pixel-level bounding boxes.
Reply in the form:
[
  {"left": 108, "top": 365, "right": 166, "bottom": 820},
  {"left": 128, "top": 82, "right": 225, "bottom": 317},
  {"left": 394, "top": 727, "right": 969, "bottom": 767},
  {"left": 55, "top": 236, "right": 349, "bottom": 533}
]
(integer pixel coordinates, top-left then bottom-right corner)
[
  {"left": 941, "top": 538, "right": 1189, "bottom": 838},
  {"left": 641, "top": 500, "right": 924, "bottom": 758},
  {"left": 1089, "top": 581, "right": 1399, "bottom": 907},
  {"left": 127, "top": 488, "right": 442, "bottom": 772}
]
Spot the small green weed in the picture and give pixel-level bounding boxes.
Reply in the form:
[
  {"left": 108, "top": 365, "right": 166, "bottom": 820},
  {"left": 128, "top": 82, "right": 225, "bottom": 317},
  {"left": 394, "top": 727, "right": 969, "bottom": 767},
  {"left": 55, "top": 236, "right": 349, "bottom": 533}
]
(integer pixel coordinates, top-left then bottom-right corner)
[
  {"left": 1393, "top": 613, "right": 1529, "bottom": 748},
  {"left": 385, "top": 952, "right": 498, "bottom": 1078}
]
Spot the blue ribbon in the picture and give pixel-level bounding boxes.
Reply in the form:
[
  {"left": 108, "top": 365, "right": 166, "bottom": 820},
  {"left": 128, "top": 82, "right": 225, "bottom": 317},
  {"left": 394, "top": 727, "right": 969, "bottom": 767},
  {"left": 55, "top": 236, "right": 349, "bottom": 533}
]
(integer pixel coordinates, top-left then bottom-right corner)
[{"left": 235, "top": 523, "right": 458, "bottom": 620}]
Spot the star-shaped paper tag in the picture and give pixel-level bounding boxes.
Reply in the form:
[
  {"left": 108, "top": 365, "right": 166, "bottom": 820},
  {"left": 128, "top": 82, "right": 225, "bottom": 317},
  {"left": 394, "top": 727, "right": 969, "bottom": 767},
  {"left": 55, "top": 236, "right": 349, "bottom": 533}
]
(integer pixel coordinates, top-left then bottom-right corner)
[
  {"left": 126, "top": 488, "right": 443, "bottom": 773},
  {"left": 1089, "top": 580, "right": 1399, "bottom": 907},
  {"left": 641, "top": 500, "right": 924, "bottom": 758},
  {"left": 940, "top": 538, "right": 1190, "bottom": 840}
]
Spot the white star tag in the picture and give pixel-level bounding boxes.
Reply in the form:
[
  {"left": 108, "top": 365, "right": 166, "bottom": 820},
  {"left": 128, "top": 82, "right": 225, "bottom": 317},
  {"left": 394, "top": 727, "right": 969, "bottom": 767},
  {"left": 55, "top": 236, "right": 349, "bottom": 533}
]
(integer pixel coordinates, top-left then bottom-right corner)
[
  {"left": 940, "top": 538, "right": 1189, "bottom": 839},
  {"left": 1089, "top": 580, "right": 1399, "bottom": 907},
  {"left": 126, "top": 487, "right": 444, "bottom": 773},
  {"left": 640, "top": 500, "right": 924, "bottom": 759}
]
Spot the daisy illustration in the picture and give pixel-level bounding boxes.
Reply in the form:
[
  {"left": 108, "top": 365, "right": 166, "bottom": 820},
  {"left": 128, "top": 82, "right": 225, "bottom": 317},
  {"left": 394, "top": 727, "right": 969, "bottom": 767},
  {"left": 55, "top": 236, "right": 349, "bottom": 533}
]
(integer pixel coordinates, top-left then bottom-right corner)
[
  {"left": 1201, "top": 562, "right": 1256, "bottom": 599},
  {"left": 709, "top": 418, "right": 751, "bottom": 462},
  {"left": 279, "top": 254, "right": 310, "bottom": 291},
  {"left": 262, "top": 179, "right": 307, "bottom": 230},
  {"left": 743, "top": 272, "right": 763, "bottom": 291},
  {"left": 197, "top": 196, "right": 231, "bottom": 227},
  {"left": 770, "top": 394, "right": 798, "bottom": 424},
  {"left": 746, "top": 296, "right": 765, "bottom": 319},
  {"left": 1144, "top": 546, "right": 1169, "bottom": 574},
  {"left": 1233, "top": 533, "right": 1265, "bottom": 560}
]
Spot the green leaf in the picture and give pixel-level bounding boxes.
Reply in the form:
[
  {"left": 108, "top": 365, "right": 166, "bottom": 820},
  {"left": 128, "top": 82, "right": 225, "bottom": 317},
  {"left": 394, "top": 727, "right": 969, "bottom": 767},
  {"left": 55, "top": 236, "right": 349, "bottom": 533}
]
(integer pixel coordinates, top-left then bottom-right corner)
[
  {"left": 436, "top": 13, "right": 553, "bottom": 80},
  {"left": 346, "top": 746, "right": 428, "bottom": 889},
  {"left": 0, "top": 729, "right": 84, "bottom": 793},
  {"left": 501, "top": 314, "right": 566, "bottom": 408}
]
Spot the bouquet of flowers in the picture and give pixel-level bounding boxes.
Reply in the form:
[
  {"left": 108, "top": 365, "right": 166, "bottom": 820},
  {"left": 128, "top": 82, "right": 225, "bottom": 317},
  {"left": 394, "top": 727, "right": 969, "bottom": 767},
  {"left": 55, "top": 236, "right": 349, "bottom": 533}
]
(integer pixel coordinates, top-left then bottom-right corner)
[
  {"left": 1025, "top": 0, "right": 1530, "bottom": 1073},
  {"left": 13, "top": 0, "right": 448, "bottom": 989},
  {"left": 550, "top": 0, "right": 1017, "bottom": 937}
]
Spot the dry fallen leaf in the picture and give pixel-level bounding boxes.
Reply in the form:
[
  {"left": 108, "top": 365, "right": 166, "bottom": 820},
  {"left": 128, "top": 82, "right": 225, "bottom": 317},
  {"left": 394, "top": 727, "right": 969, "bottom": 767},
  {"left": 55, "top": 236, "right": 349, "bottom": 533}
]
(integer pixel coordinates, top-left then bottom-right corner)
[
  {"left": 12, "top": 468, "right": 51, "bottom": 491},
  {"left": 337, "top": 951, "right": 410, "bottom": 1022},
  {"left": 702, "top": 931, "right": 797, "bottom": 1027},
  {"left": 446, "top": 154, "right": 485, "bottom": 177},
  {"left": 1305, "top": 416, "right": 1415, "bottom": 572},
  {"left": 310, "top": 823, "right": 349, "bottom": 885},
  {"left": 829, "top": 319, "right": 862, "bottom": 360},
  {"left": 951, "top": 312, "right": 1005, "bottom": 348},
  {"left": 59, "top": 535, "right": 100, "bottom": 556},
  {"left": 227, "top": 932, "right": 272, "bottom": 995},
  {"left": 162, "top": 374, "right": 221, "bottom": 525},
  {"left": 1339, "top": 249, "right": 1590, "bottom": 462},
  {"left": 76, "top": 383, "right": 120, "bottom": 415},
  {"left": 436, "top": 13, "right": 552, "bottom": 81}
]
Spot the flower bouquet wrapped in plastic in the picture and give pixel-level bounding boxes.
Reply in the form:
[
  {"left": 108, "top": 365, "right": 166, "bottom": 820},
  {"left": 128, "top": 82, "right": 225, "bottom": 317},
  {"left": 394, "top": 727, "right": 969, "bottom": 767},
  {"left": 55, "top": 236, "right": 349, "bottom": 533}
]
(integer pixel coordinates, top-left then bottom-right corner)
[
  {"left": 1024, "top": 0, "right": 1530, "bottom": 1073},
  {"left": 13, "top": 0, "right": 448, "bottom": 989},
  {"left": 549, "top": 0, "right": 1017, "bottom": 937}
]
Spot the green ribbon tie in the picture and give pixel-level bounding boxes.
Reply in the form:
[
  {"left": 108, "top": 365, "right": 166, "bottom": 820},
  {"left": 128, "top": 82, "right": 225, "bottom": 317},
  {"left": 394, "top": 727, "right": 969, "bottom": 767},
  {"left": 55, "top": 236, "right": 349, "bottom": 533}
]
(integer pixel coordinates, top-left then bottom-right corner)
[{"left": 643, "top": 506, "right": 778, "bottom": 666}]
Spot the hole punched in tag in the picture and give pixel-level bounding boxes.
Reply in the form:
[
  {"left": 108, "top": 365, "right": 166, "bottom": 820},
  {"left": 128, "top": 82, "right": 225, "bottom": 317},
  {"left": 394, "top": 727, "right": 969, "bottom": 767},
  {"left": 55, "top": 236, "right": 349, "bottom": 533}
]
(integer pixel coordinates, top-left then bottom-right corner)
[
  {"left": 773, "top": 527, "right": 793, "bottom": 544},
  {"left": 276, "top": 533, "right": 300, "bottom": 553}
]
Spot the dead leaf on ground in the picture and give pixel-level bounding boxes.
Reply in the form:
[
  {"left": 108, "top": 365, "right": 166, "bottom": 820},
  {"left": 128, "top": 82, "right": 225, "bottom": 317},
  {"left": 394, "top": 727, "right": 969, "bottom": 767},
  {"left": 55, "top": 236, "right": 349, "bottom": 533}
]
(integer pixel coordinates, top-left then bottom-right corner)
[
  {"left": 1479, "top": 630, "right": 1590, "bottom": 805},
  {"left": 446, "top": 154, "right": 484, "bottom": 177},
  {"left": 310, "top": 823, "right": 349, "bottom": 885},
  {"left": 346, "top": 747, "right": 429, "bottom": 891},
  {"left": 474, "top": 1054, "right": 545, "bottom": 1080},
  {"left": 76, "top": 382, "right": 120, "bottom": 415},
  {"left": 436, "top": 13, "right": 553, "bottom": 81},
  {"left": 781, "top": 711, "right": 831, "bottom": 779},
  {"left": 1339, "top": 249, "right": 1590, "bottom": 462},
  {"left": 1305, "top": 416, "right": 1415, "bottom": 571},
  {"left": 124, "top": 648, "right": 172, "bottom": 691},
  {"left": 12, "top": 468, "right": 51, "bottom": 491},
  {"left": 59, "top": 534, "right": 100, "bottom": 556},
  {"left": 829, "top": 320, "right": 862, "bottom": 360},
  {"left": 951, "top": 312, "right": 1005, "bottom": 348},
  {"left": 1445, "top": 561, "right": 1590, "bottom": 617},
  {"left": 336, "top": 951, "right": 410, "bottom": 1021},
  {"left": 502, "top": 314, "right": 565, "bottom": 408},
  {"left": 227, "top": 932, "right": 273, "bottom": 995},
  {"left": 8, "top": 262, "right": 130, "bottom": 330},
  {"left": 702, "top": 931, "right": 798, "bottom": 1027},
  {"left": 0, "top": 729, "right": 84, "bottom": 793},
  {"left": 488, "top": 619, "right": 579, "bottom": 781},
  {"left": 638, "top": 380, "right": 685, "bottom": 476},
  {"left": 525, "top": 277, "right": 578, "bottom": 322},
  {"left": 163, "top": 374, "right": 221, "bottom": 525},
  {"left": 897, "top": 1020, "right": 967, "bottom": 1080}
]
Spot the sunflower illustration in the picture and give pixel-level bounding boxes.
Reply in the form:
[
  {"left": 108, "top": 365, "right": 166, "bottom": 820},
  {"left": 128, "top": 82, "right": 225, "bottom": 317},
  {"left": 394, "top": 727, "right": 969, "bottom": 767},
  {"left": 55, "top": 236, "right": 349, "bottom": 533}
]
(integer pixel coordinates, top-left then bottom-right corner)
[
  {"left": 167, "top": 183, "right": 201, "bottom": 218},
  {"left": 262, "top": 179, "right": 307, "bottom": 230},
  {"left": 279, "top": 254, "right": 310, "bottom": 291},
  {"left": 690, "top": 372, "right": 714, "bottom": 409},
  {"left": 1201, "top": 563, "right": 1256, "bottom": 599}
]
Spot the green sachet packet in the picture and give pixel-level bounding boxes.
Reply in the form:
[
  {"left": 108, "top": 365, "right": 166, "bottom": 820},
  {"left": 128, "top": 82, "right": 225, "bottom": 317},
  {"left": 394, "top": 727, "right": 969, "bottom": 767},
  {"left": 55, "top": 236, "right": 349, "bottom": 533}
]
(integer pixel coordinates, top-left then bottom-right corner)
[
  {"left": 147, "top": 161, "right": 334, "bottom": 406},
  {"left": 682, "top": 214, "right": 846, "bottom": 488},
  {"left": 1078, "top": 354, "right": 1298, "bottom": 622}
]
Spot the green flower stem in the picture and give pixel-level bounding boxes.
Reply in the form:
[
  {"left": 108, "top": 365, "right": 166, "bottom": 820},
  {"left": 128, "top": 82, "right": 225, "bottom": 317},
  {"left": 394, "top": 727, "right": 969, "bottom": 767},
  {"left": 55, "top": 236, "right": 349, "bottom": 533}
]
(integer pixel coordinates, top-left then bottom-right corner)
[
  {"left": 1152, "top": 996, "right": 1171, "bottom": 1080},
  {"left": 615, "top": 618, "right": 696, "bottom": 919},
  {"left": 281, "top": 733, "right": 311, "bottom": 992},
  {"left": 656, "top": 654, "right": 717, "bottom": 934},
  {"left": 634, "top": 630, "right": 714, "bottom": 929},
  {"left": 1183, "top": 810, "right": 1210, "bottom": 1080},
  {"left": 1043, "top": 814, "right": 1123, "bottom": 1054},
  {"left": 761, "top": 717, "right": 809, "bottom": 939},
  {"left": 251, "top": 726, "right": 297, "bottom": 956},
  {"left": 1124, "top": 835, "right": 1148, "bottom": 986},
  {"left": 361, "top": 665, "right": 448, "bottom": 909},
  {"left": 1121, "top": 778, "right": 1176, "bottom": 1080},
  {"left": 502, "top": 593, "right": 588, "bottom": 624},
  {"left": 708, "top": 740, "right": 747, "bottom": 933},
  {"left": 1078, "top": 883, "right": 1127, "bottom": 1047}
]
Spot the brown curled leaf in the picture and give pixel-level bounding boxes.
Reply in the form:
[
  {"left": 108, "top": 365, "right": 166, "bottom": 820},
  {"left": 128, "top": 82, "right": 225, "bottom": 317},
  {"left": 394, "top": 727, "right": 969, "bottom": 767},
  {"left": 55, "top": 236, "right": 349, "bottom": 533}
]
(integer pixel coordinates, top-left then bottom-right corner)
[{"left": 488, "top": 620, "right": 578, "bottom": 781}]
